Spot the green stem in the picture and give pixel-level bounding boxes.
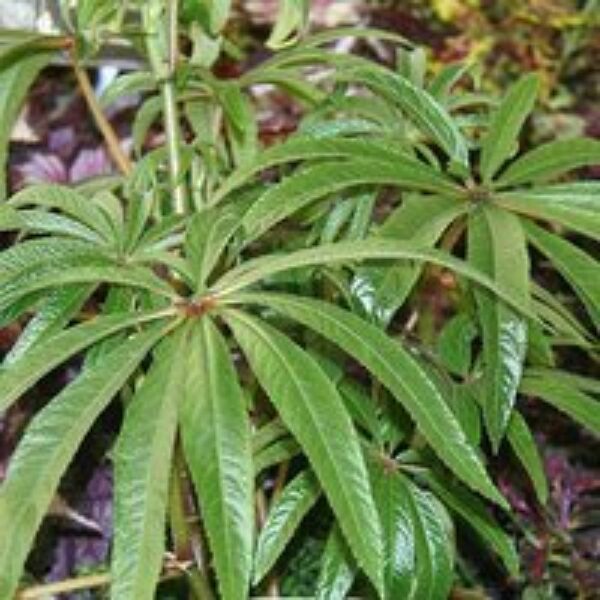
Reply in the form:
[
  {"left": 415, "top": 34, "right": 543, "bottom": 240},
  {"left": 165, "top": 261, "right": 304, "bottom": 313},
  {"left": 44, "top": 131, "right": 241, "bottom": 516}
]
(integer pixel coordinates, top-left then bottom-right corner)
[
  {"left": 162, "top": 0, "right": 186, "bottom": 214},
  {"left": 168, "top": 444, "right": 215, "bottom": 600}
]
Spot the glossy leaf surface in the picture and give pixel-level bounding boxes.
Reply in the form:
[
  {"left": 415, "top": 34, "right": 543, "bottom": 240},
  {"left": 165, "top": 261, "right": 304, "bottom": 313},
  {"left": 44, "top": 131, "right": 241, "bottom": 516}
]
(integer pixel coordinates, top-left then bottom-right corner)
[
  {"left": 234, "top": 293, "right": 507, "bottom": 507},
  {"left": 224, "top": 309, "right": 384, "bottom": 593},
  {"left": 468, "top": 205, "right": 529, "bottom": 449}
]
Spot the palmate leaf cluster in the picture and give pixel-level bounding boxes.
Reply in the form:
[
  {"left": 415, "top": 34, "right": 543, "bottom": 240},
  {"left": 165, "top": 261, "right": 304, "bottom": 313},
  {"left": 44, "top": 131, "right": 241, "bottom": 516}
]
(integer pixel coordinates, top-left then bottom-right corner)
[{"left": 0, "top": 1, "right": 599, "bottom": 598}]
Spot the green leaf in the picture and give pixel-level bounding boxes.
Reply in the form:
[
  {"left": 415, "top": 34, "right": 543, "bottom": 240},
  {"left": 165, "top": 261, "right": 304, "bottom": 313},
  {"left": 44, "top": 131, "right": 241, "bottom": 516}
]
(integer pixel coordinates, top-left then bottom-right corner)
[
  {"left": 185, "top": 205, "right": 240, "bottom": 290},
  {"left": 100, "top": 71, "right": 155, "bottom": 107},
  {"left": 498, "top": 138, "right": 600, "bottom": 187},
  {"left": 532, "top": 283, "right": 593, "bottom": 345},
  {"left": 208, "top": 0, "right": 232, "bottom": 34},
  {"left": 507, "top": 411, "right": 548, "bottom": 504},
  {"left": 0, "top": 51, "right": 55, "bottom": 200},
  {"left": 9, "top": 184, "right": 114, "bottom": 241},
  {"left": 112, "top": 329, "right": 187, "bottom": 600},
  {"left": 0, "top": 325, "right": 165, "bottom": 599},
  {"left": 0, "top": 261, "right": 174, "bottom": 314},
  {"left": 242, "top": 158, "right": 459, "bottom": 240},
  {"left": 451, "top": 384, "right": 481, "bottom": 447},
  {"left": 524, "top": 220, "right": 599, "bottom": 330},
  {"left": 339, "top": 66, "right": 469, "bottom": 167},
  {"left": 426, "top": 473, "right": 520, "bottom": 576},
  {"left": 468, "top": 205, "right": 530, "bottom": 450},
  {"left": 428, "top": 62, "right": 471, "bottom": 102},
  {"left": 14, "top": 209, "right": 107, "bottom": 242},
  {"left": 254, "top": 470, "right": 321, "bottom": 585},
  {"left": 315, "top": 525, "right": 357, "bottom": 600},
  {"left": 300, "top": 25, "right": 411, "bottom": 49},
  {"left": 216, "top": 81, "right": 250, "bottom": 135},
  {"left": 133, "top": 96, "right": 162, "bottom": 156},
  {"left": 224, "top": 310, "right": 384, "bottom": 593},
  {"left": 520, "top": 374, "right": 600, "bottom": 435},
  {"left": 0, "top": 238, "right": 98, "bottom": 284},
  {"left": 4, "top": 284, "right": 94, "bottom": 364},
  {"left": 211, "top": 238, "right": 534, "bottom": 319},
  {"left": 266, "top": 0, "right": 309, "bottom": 49},
  {"left": 495, "top": 183, "right": 600, "bottom": 239},
  {"left": 437, "top": 313, "right": 478, "bottom": 377},
  {"left": 339, "top": 380, "right": 381, "bottom": 440},
  {"left": 409, "top": 481, "right": 454, "bottom": 600},
  {"left": 253, "top": 436, "right": 301, "bottom": 475},
  {"left": 480, "top": 73, "right": 539, "bottom": 182},
  {"left": 354, "top": 195, "right": 465, "bottom": 325},
  {"left": 212, "top": 136, "right": 412, "bottom": 204},
  {"left": 180, "top": 318, "right": 254, "bottom": 600},
  {"left": 370, "top": 463, "right": 415, "bottom": 599},
  {"left": 234, "top": 293, "right": 507, "bottom": 507},
  {"left": 525, "top": 368, "right": 600, "bottom": 395},
  {"left": 0, "top": 34, "right": 57, "bottom": 70},
  {"left": 0, "top": 311, "right": 169, "bottom": 413},
  {"left": 0, "top": 204, "right": 24, "bottom": 228}
]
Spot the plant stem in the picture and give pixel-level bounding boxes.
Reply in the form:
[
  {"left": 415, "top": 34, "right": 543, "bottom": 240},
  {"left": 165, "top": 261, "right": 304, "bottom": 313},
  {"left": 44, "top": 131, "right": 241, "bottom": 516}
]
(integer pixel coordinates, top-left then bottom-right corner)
[
  {"left": 256, "top": 488, "right": 281, "bottom": 597},
  {"left": 16, "top": 574, "right": 111, "bottom": 599},
  {"left": 169, "top": 443, "right": 215, "bottom": 599},
  {"left": 70, "top": 47, "right": 132, "bottom": 176},
  {"left": 162, "top": 0, "right": 186, "bottom": 214},
  {"left": 16, "top": 570, "right": 182, "bottom": 599}
]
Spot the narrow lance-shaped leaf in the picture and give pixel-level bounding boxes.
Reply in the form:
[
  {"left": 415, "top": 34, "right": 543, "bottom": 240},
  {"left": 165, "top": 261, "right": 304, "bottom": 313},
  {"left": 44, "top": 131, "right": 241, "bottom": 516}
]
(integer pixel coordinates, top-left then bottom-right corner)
[
  {"left": 0, "top": 324, "right": 165, "bottom": 599},
  {"left": 211, "top": 136, "right": 411, "bottom": 204},
  {"left": 468, "top": 205, "right": 529, "bottom": 450},
  {"left": 185, "top": 205, "right": 240, "bottom": 291},
  {"left": 180, "top": 317, "right": 254, "bottom": 600},
  {"left": 112, "top": 328, "right": 188, "bottom": 600},
  {"left": 210, "top": 238, "right": 535, "bottom": 320},
  {"left": 507, "top": 411, "right": 548, "bottom": 504},
  {"left": 408, "top": 482, "right": 454, "bottom": 600},
  {"left": 353, "top": 195, "right": 465, "bottom": 326},
  {"left": 369, "top": 461, "right": 415, "bottom": 599},
  {"left": 0, "top": 51, "right": 55, "bottom": 199},
  {"left": 523, "top": 219, "right": 599, "bottom": 331},
  {"left": 229, "top": 293, "right": 508, "bottom": 507},
  {"left": 0, "top": 238, "right": 100, "bottom": 284},
  {"left": 242, "top": 158, "right": 459, "bottom": 241},
  {"left": 132, "top": 95, "right": 163, "bottom": 156},
  {"left": 223, "top": 309, "right": 384, "bottom": 593},
  {"left": 480, "top": 73, "right": 539, "bottom": 182},
  {"left": 9, "top": 184, "right": 114, "bottom": 241},
  {"left": 254, "top": 470, "right": 321, "bottom": 585},
  {"left": 99, "top": 71, "right": 155, "bottom": 108},
  {"left": 267, "top": 0, "right": 309, "bottom": 49},
  {"left": 520, "top": 374, "right": 600, "bottom": 435},
  {"left": 0, "top": 207, "right": 105, "bottom": 242},
  {"left": 497, "top": 138, "right": 600, "bottom": 187},
  {"left": 495, "top": 182, "right": 600, "bottom": 240},
  {"left": 0, "top": 260, "right": 175, "bottom": 314},
  {"left": 425, "top": 473, "right": 520, "bottom": 576},
  {"left": 0, "top": 310, "right": 169, "bottom": 412},
  {"left": 4, "top": 284, "right": 95, "bottom": 365},
  {"left": 254, "top": 436, "right": 302, "bottom": 476},
  {"left": 337, "top": 66, "right": 469, "bottom": 168},
  {"left": 525, "top": 368, "right": 600, "bottom": 395},
  {"left": 315, "top": 525, "right": 357, "bottom": 600}
]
